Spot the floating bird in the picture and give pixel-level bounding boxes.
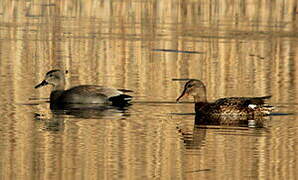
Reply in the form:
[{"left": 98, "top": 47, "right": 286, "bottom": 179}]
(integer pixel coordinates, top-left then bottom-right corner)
[
  {"left": 35, "top": 69, "right": 132, "bottom": 109},
  {"left": 176, "top": 79, "right": 274, "bottom": 125}
]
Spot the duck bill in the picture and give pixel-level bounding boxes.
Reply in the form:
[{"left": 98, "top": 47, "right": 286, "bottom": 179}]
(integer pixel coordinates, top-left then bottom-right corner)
[
  {"left": 176, "top": 88, "right": 189, "bottom": 102},
  {"left": 35, "top": 80, "right": 48, "bottom": 89}
]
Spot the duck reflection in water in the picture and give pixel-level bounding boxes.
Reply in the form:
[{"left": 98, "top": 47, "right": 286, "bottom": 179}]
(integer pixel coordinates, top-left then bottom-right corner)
[
  {"left": 52, "top": 104, "right": 130, "bottom": 119},
  {"left": 34, "top": 105, "right": 129, "bottom": 131},
  {"left": 34, "top": 113, "right": 65, "bottom": 131},
  {"left": 177, "top": 122, "right": 207, "bottom": 150},
  {"left": 177, "top": 79, "right": 274, "bottom": 127},
  {"left": 178, "top": 115, "right": 270, "bottom": 151}
]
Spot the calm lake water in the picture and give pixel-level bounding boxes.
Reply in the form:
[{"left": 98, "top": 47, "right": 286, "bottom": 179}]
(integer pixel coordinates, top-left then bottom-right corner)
[{"left": 0, "top": 1, "right": 298, "bottom": 179}]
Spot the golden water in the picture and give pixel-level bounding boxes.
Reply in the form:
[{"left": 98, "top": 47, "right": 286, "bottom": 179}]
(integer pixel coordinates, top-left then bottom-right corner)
[{"left": 0, "top": 1, "right": 297, "bottom": 179}]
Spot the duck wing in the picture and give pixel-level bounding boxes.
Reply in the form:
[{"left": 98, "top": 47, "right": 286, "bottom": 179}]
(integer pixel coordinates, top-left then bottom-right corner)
[
  {"left": 62, "top": 85, "right": 132, "bottom": 106},
  {"left": 66, "top": 85, "right": 123, "bottom": 98},
  {"left": 214, "top": 96, "right": 271, "bottom": 107}
]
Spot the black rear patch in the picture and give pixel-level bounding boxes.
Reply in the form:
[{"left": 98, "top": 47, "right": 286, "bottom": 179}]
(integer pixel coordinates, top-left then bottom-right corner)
[{"left": 108, "top": 94, "right": 132, "bottom": 107}]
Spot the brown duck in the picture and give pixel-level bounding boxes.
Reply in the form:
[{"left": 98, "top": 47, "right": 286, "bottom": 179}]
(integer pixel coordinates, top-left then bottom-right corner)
[
  {"left": 176, "top": 79, "right": 274, "bottom": 125},
  {"left": 35, "top": 70, "right": 132, "bottom": 109}
]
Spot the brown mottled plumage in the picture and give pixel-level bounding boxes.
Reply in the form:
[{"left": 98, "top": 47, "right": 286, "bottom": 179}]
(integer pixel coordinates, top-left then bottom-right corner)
[
  {"left": 35, "top": 70, "right": 132, "bottom": 109},
  {"left": 177, "top": 79, "right": 274, "bottom": 125}
]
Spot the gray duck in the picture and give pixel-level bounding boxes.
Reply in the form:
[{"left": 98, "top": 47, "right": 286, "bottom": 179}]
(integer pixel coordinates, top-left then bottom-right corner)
[
  {"left": 35, "top": 70, "right": 132, "bottom": 109},
  {"left": 176, "top": 79, "right": 274, "bottom": 125}
]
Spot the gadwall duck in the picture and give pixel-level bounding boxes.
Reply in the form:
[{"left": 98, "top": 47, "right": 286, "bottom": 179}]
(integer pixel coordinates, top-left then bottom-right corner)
[
  {"left": 176, "top": 79, "right": 274, "bottom": 125},
  {"left": 35, "top": 70, "right": 132, "bottom": 109}
]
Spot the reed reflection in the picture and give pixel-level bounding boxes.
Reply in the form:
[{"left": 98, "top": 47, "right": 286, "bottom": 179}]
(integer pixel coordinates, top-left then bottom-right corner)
[{"left": 0, "top": 0, "right": 297, "bottom": 179}]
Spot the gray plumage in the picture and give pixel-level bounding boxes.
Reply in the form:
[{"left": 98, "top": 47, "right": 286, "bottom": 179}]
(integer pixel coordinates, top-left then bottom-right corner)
[{"left": 35, "top": 69, "right": 132, "bottom": 109}]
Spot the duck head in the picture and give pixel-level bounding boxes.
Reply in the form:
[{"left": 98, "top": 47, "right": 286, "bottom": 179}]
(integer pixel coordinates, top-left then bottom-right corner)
[
  {"left": 35, "top": 69, "right": 68, "bottom": 90},
  {"left": 176, "top": 79, "right": 207, "bottom": 102}
]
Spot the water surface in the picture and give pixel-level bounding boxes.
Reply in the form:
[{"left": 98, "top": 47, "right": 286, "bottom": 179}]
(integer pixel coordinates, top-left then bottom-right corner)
[{"left": 0, "top": 1, "right": 298, "bottom": 179}]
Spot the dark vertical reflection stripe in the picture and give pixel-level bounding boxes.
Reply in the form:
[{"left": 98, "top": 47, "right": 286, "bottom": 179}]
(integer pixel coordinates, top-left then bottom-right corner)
[{"left": 0, "top": 1, "right": 297, "bottom": 180}]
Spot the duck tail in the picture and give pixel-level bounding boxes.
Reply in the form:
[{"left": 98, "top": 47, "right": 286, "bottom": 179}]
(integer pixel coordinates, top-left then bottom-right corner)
[
  {"left": 117, "top": 88, "right": 134, "bottom": 93},
  {"left": 259, "top": 105, "right": 275, "bottom": 115},
  {"left": 108, "top": 94, "right": 133, "bottom": 107},
  {"left": 258, "top": 95, "right": 272, "bottom": 100},
  {"left": 249, "top": 95, "right": 272, "bottom": 105}
]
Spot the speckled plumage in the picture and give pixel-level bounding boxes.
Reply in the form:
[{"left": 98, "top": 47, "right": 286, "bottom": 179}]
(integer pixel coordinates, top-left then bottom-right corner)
[{"left": 177, "top": 79, "right": 274, "bottom": 125}]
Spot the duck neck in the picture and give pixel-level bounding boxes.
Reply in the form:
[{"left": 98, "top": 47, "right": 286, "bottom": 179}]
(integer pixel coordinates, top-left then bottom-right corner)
[
  {"left": 50, "top": 90, "right": 64, "bottom": 104},
  {"left": 194, "top": 95, "right": 207, "bottom": 103},
  {"left": 193, "top": 86, "right": 207, "bottom": 103},
  {"left": 53, "top": 80, "right": 65, "bottom": 91},
  {"left": 50, "top": 80, "right": 65, "bottom": 103}
]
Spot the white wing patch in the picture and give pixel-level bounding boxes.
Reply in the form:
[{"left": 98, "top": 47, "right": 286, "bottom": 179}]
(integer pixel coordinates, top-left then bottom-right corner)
[
  {"left": 124, "top": 97, "right": 132, "bottom": 101},
  {"left": 248, "top": 104, "right": 257, "bottom": 109}
]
